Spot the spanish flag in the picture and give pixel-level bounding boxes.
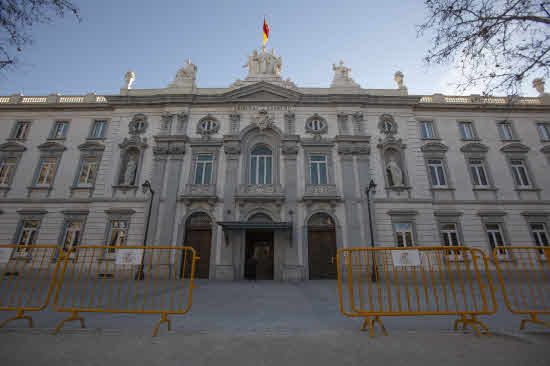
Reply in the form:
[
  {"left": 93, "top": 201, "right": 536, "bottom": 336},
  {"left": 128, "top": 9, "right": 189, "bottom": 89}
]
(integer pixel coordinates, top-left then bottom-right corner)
[{"left": 263, "top": 17, "right": 270, "bottom": 45}]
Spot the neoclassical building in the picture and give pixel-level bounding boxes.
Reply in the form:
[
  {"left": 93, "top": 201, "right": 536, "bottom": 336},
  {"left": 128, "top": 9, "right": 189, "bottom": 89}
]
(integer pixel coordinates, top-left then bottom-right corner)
[{"left": 1, "top": 47, "right": 550, "bottom": 280}]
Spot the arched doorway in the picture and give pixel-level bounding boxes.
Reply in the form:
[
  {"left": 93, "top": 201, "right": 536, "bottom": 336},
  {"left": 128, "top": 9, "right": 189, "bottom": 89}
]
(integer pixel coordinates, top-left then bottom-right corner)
[
  {"left": 308, "top": 213, "right": 337, "bottom": 279},
  {"left": 245, "top": 213, "right": 274, "bottom": 280},
  {"left": 182, "top": 212, "right": 212, "bottom": 278}
]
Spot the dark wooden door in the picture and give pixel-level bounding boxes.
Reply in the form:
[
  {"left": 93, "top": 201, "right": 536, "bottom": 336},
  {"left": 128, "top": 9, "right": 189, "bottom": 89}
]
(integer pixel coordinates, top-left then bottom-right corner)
[
  {"left": 245, "top": 231, "right": 274, "bottom": 280},
  {"left": 184, "top": 227, "right": 211, "bottom": 279},
  {"left": 308, "top": 228, "right": 337, "bottom": 279}
]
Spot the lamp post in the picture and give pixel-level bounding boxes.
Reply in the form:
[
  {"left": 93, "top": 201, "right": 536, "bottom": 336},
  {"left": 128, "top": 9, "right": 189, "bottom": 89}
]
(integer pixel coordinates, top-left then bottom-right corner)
[
  {"left": 365, "top": 179, "right": 378, "bottom": 282},
  {"left": 135, "top": 180, "right": 154, "bottom": 280}
]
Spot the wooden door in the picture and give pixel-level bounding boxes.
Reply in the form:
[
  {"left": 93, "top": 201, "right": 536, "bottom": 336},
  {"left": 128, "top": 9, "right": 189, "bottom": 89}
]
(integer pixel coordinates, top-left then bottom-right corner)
[
  {"left": 308, "top": 214, "right": 337, "bottom": 279},
  {"left": 182, "top": 213, "right": 212, "bottom": 279}
]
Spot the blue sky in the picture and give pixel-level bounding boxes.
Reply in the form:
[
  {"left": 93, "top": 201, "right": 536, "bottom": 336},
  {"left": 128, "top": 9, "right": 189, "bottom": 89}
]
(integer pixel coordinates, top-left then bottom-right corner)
[{"left": 0, "top": 0, "right": 531, "bottom": 96}]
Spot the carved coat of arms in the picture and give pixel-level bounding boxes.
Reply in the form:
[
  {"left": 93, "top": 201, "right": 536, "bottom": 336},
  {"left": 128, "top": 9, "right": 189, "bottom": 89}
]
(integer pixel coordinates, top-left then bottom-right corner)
[{"left": 253, "top": 109, "right": 274, "bottom": 130}]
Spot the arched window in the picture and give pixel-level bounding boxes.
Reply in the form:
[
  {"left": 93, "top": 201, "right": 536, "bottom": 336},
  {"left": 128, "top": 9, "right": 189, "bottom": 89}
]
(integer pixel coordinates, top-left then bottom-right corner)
[{"left": 249, "top": 145, "right": 272, "bottom": 185}]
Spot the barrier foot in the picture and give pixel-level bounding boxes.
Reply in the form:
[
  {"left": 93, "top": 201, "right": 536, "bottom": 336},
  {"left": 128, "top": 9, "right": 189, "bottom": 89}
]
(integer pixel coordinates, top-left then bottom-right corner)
[
  {"left": 519, "top": 313, "right": 550, "bottom": 331},
  {"left": 152, "top": 312, "right": 171, "bottom": 337},
  {"left": 54, "top": 311, "right": 86, "bottom": 334},
  {"left": 454, "top": 315, "right": 490, "bottom": 336},
  {"left": 360, "top": 316, "right": 388, "bottom": 337},
  {"left": 0, "top": 309, "right": 33, "bottom": 329}
]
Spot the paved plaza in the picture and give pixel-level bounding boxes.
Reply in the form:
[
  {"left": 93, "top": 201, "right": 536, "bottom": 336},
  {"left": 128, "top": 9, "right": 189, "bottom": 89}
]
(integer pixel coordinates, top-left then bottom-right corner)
[{"left": 1, "top": 280, "right": 549, "bottom": 365}]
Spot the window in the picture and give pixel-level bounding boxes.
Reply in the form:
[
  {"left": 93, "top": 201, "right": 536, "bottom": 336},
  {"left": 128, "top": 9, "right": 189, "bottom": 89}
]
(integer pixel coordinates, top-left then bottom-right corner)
[
  {"left": 497, "top": 122, "right": 514, "bottom": 140},
  {"left": 61, "top": 220, "right": 83, "bottom": 255},
  {"left": 249, "top": 145, "right": 272, "bottom": 185},
  {"left": 50, "top": 121, "right": 68, "bottom": 139},
  {"left": 419, "top": 121, "right": 435, "bottom": 139},
  {"left": 537, "top": 123, "right": 550, "bottom": 141},
  {"left": 15, "top": 220, "right": 40, "bottom": 255},
  {"left": 427, "top": 159, "right": 447, "bottom": 187},
  {"left": 90, "top": 120, "right": 107, "bottom": 138},
  {"left": 106, "top": 220, "right": 128, "bottom": 254},
  {"left": 510, "top": 159, "right": 531, "bottom": 188},
  {"left": 11, "top": 121, "right": 31, "bottom": 139},
  {"left": 35, "top": 157, "right": 58, "bottom": 186},
  {"left": 530, "top": 223, "right": 549, "bottom": 254},
  {"left": 440, "top": 223, "right": 460, "bottom": 247},
  {"left": 309, "top": 155, "right": 328, "bottom": 185},
  {"left": 459, "top": 122, "right": 476, "bottom": 140},
  {"left": 0, "top": 157, "right": 17, "bottom": 185},
  {"left": 485, "top": 223, "right": 507, "bottom": 255},
  {"left": 77, "top": 158, "right": 98, "bottom": 186},
  {"left": 394, "top": 223, "right": 414, "bottom": 247},
  {"left": 469, "top": 159, "right": 489, "bottom": 187},
  {"left": 194, "top": 154, "right": 213, "bottom": 185}
]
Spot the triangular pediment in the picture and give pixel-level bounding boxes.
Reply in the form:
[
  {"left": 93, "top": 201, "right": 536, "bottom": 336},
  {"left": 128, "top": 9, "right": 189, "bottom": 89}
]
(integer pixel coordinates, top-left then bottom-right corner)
[
  {"left": 0, "top": 141, "right": 26, "bottom": 152},
  {"left": 223, "top": 81, "right": 302, "bottom": 102}
]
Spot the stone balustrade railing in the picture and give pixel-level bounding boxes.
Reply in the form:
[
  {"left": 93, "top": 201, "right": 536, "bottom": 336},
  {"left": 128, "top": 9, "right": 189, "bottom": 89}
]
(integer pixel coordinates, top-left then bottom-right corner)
[
  {"left": 419, "top": 94, "right": 544, "bottom": 105},
  {"left": 0, "top": 93, "right": 107, "bottom": 104}
]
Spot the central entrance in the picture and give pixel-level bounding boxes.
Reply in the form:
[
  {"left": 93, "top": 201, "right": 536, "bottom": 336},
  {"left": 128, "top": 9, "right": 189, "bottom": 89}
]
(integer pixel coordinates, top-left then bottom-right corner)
[{"left": 245, "top": 230, "right": 274, "bottom": 280}]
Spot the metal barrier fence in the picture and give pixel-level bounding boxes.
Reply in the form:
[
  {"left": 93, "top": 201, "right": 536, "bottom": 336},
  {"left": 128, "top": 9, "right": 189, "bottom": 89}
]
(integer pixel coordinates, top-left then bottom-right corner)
[
  {"left": 337, "top": 246, "right": 497, "bottom": 336},
  {"left": 53, "top": 245, "right": 198, "bottom": 336},
  {"left": 0, "top": 244, "right": 61, "bottom": 328},
  {"left": 493, "top": 246, "right": 550, "bottom": 330}
]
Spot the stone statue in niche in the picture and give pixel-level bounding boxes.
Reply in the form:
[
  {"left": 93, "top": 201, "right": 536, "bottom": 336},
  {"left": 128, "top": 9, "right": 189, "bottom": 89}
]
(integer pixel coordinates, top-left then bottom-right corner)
[
  {"left": 123, "top": 71, "right": 135, "bottom": 89},
  {"left": 386, "top": 156, "right": 404, "bottom": 187},
  {"left": 123, "top": 153, "right": 138, "bottom": 185}
]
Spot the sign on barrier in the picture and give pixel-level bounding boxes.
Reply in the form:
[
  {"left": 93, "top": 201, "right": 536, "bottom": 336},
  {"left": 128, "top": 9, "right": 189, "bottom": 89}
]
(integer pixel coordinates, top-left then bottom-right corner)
[
  {"left": 53, "top": 245, "right": 198, "bottom": 336},
  {"left": 0, "top": 244, "right": 61, "bottom": 328},
  {"left": 337, "top": 246, "right": 497, "bottom": 337},
  {"left": 493, "top": 246, "right": 550, "bottom": 330}
]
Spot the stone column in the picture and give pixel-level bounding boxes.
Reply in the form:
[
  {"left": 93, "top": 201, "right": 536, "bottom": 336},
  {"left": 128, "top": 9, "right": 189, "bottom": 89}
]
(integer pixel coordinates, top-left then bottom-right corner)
[
  {"left": 356, "top": 150, "right": 373, "bottom": 246},
  {"left": 229, "top": 113, "right": 240, "bottom": 134},
  {"left": 157, "top": 155, "right": 185, "bottom": 246},
  {"left": 282, "top": 135, "right": 300, "bottom": 278},
  {"left": 222, "top": 135, "right": 241, "bottom": 279},
  {"left": 338, "top": 146, "right": 361, "bottom": 247},
  {"left": 148, "top": 155, "right": 167, "bottom": 248}
]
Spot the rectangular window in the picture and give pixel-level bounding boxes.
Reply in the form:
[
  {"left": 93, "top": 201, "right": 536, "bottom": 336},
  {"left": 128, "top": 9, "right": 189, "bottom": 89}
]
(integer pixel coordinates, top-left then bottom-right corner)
[
  {"left": 15, "top": 220, "right": 40, "bottom": 255},
  {"left": 537, "top": 123, "right": 550, "bottom": 141},
  {"left": 11, "top": 121, "right": 31, "bottom": 139},
  {"left": 61, "top": 220, "right": 83, "bottom": 255},
  {"left": 90, "top": 120, "right": 107, "bottom": 138},
  {"left": 440, "top": 223, "right": 461, "bottom": 246},
  {"left": 50, "top": 121, "right": 68, "bottom": 139},
  {"left": 530, "top": 223, "right": 549, "bottom": 253},
  {"left": 427, "top": 159, "right": 447, "bottom": 187},
  {"left": 486, "top": 223, "right": 507, "bottom": 255},
  {"left": 194, "top": 154, "right": 213, "bottom": 185},
  {"left": 0, "top": 157, "right": 17, "bottom": 185},
  {"left": 309, "top": 155, "right": 328, "bottom": 185},
  {"left": 510, "top": 159, "right": 531, "bottom": 188},
  {"left": 77, "top": 158, "right": 98, "bottom": 186},
  {"left": 498, "top": 122, "right": 514, "bottom": 140},
  {"left": 106, "top": 220, "right": 128, "bottom": 254},
  {"left": 394, "top": 223, "right": 414, "bottom": 247},
  {"left": 419, "top": 121, "right": 435, "bottom": 139},
  {"left": 250, "top": 155, "right": 272, "bottom": 184},
  {"left": 459, "top": 122, "right": 475, "bottom": 140},
  {"left": 469, "top": 159, "right": 489, "bottom": 187},
  {"left": 35, "top": 157, "right": 58, "bottom": 186}
]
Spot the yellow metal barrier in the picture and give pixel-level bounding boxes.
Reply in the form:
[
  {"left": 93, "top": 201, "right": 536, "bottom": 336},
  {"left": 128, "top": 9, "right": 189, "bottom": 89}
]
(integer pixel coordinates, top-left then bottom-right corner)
[
  {"left": 0, "top": 244, "right": 62, "bottom": 328},
  {"left": 492, "top": 246, "right": 550, "bottom": 330},
  {"left": 337, "top": 246, "right": 497, "bottom": 336},
  {"left": 53, "top": 245, "right": 198, "bottom": 336}
]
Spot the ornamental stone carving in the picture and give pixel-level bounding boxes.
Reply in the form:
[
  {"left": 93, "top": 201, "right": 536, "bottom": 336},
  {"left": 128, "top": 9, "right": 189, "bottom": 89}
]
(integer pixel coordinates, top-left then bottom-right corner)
[
  {"left": 129, "top": 113, "right": 148, "bottom": 135},
  {"left": 243, "top": 47, "right": 282, "bottom": 78},
  {"left": 253, "top": 109, "right": 275, "bottom": 130},
  {"left": 378, "top": 114, "right": 397, "bottom": 136},
  {"left": 224, "top": 141, "right": 241, "bottom": 155},
  {"left": 197, "top": 115, "right": 220, "bottom": 138},
  {"left": 337, "top": 113, "right": 350, "bottom": 134},
  {"left": 152, "top": 136, "right": 186, "bottom": 156},
  {"left": 229, "top": 113, "right": 240, "bottom": 134},
  {"left": 331, "top": 60, "right": 359, "bottom": 89},
  {"left": 284, "top": 111, "right": 295, "bottom": 134},
  {"left": 161, "top": 112, "right": 174, "bottom": 132},
  {"left": 305, "top": 114, "right": 328, "bottom": 138},
  {"left": 177, "top": 112, "right": 189, "bottom": 133},
  {"left": 533, "top": 78, "right": 546, "bottom": 95},
  {"left": 169, "top": 59, "right": 197, "bottom": 89},
  {"left": 123, "top": 71, "right": 135, "bottom": 89},
  {"left": 281, "top": 141, "right": 299, "bottom": 155}
]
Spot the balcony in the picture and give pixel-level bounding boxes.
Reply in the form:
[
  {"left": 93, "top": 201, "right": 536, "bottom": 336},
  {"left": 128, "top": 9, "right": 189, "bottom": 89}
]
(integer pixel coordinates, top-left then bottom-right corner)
[
  {"left": 180, "top": 184, "right": 217, "bottom": 205},
  {"left": 303, "top": 184, "right": 341, "bottom": 205},
  {"left": 235, "top": 184, "right": 285, "bottom": 205}
]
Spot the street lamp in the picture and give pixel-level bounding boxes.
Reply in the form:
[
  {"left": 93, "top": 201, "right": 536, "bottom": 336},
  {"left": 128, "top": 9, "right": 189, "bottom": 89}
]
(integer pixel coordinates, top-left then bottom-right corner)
[
  {"left": 365, "top": 179, "right": 378, "bottom": 282},
  {"left": 135, "top": 180, "right": 154, "bottom": 280}
]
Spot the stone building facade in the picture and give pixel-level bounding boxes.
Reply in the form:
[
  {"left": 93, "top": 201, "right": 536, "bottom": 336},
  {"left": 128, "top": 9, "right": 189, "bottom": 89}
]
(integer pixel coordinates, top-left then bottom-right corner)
[{"left": 1, "top": 47, "right": 550, "bottom": 280}]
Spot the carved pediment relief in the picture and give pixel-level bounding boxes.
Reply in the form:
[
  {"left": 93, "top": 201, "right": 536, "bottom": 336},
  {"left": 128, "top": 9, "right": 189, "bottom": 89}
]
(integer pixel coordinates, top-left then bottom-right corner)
[
  {"left": 223, "top": 81, "right": 301, "bottom": 102},
  {"left": 459, "top": 142, "right": 489, "bottom": 153},
  {"left": 0, "top": 141, "right": 26, "bottom": 152},
  {"left": 78, "top": 141, "right": 105, "bottom": 152},
  {"left": 38, "top": 141, "right": 66, "bottom": 152},
  {"left": 500, "top": 142, "right": 530, "bottom": 154},
  {"left": 420, "top": 141, "right": 448, "bottom": 153}
]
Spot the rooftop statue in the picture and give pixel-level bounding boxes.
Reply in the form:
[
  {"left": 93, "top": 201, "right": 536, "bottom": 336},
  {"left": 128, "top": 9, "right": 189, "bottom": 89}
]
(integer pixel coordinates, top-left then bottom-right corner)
[
  {"left": 330, "top": 60, "right": 359, "bottom": 88},
  {"left": 243, "top": 46, "right": 282, "bottom": 78},
  {"left": 123, "top": 71, "right": 135, "bottom": 89},
  {"left": 169, "top": 59, "right": 197, "bottom": 88}
]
